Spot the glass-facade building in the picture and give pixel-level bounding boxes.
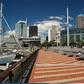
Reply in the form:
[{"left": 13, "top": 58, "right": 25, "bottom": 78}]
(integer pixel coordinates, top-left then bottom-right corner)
[
  {"left": 29, "top": 26, "right": 38, "bottom": 37},
  {"left": 61, "top": 28, "right": 84, "bottom": 42}
]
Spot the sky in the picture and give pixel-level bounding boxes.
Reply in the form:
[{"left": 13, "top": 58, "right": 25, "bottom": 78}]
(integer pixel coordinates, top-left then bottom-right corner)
[{"left": 1, "top": 0, "right": 84, "bottom": 29}]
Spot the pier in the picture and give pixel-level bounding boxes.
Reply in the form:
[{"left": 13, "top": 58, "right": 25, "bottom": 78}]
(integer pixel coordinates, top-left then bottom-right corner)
[
  {"left": 28, "top": 49, "right": 84, "bottom": 83},
  {"left": 1, "top": 48, "right": 84, "bottom": 83},
  {"left": 0, "top": 49, "right": 39, "bottom": 83}
]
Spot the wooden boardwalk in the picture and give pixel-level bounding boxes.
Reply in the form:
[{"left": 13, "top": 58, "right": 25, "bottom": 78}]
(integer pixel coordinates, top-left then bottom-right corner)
[{"left": 28, "top": 49, "right": 84, "bottom": 83}]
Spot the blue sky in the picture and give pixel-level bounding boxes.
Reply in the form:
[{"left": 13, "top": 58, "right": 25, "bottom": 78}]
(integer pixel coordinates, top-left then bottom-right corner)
[{"left": 1, "top": 0, "right": 84, "bottom": 29}]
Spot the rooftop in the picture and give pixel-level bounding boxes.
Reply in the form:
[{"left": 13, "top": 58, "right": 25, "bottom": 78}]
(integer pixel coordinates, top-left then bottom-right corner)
[
  {"left": 17, "top": 20, "right": 26, "bottom": 24},
  {"left": 78, "top": 14, "right": 84, "bottom": 17}
]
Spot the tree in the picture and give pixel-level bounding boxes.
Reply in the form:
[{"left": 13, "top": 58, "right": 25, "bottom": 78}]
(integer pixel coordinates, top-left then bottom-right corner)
[{"left": 76, "top": 40, "right": 84, "bottom": 48}]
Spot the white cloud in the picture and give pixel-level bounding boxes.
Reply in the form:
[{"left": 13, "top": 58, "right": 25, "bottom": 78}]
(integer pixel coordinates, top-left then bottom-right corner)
[
  {"left": 69, "top": 16, "right": 73, "bottom": 20},
  {"left": 38, "top": 21, "right": 60, "bottom": 31},
  {"left": 6, "top": 30, "right": 15, "bottom": 35},
  {"left": 34, "top": 19, "right": 61, "bottom": 43},
  {"left": 0, "top": 30, "right": 16, "bottom": 43},
  {"left": 49, "top": 16, "right": 63, "bottom": 20},
  {"left": 4, "top": 30, "right": 15, "bottom": 38},
  {"left": 34, "top": 15, "right": 74, "bottom": 43},
  {"left": 69, "top": 24, "right": 73, "bottom": 27}
]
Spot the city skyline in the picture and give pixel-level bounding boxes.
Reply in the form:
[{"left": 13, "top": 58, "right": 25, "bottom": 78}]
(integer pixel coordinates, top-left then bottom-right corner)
[
  {"left": 0, "top": 0, "right": 84, "bottom": 42},
  {"left": 1, "top": 0, "right": 84, "bottom": 29}
]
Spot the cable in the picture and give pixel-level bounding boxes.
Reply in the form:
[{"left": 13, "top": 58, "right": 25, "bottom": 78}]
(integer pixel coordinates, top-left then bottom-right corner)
[{"left": 3, "top": 15, "right": 22, "bottom": 49}]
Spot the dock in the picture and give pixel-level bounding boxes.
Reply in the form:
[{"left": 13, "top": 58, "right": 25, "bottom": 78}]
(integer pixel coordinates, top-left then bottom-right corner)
[
  {"left": 28, "top": 49, "right": 84, "bottom": 83},
  {"left": 1, "top": 48, "right": 84, "bottom": 83},
  {"left": 0, "top": 49, "right": 39, "bottom": 83}
]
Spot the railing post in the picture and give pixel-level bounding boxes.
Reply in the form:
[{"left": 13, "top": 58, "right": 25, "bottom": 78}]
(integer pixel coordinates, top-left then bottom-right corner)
[{"left": 9, "top": 71, "right": 14, "bottom": 83}]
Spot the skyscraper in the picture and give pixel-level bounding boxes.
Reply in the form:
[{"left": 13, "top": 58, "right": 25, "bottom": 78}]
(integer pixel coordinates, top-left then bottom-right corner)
[
  {"left": 77, "top": 14, "right": 84, "bottom": 28},
  {"left": 48, "top": 25, "right": 60, "bottom": 43},
  {"left": 15, "top": 20, "right": 27, "bottom": 39},
  {"left": 29, "top": 26, "right": 38, "bottom": 37}
]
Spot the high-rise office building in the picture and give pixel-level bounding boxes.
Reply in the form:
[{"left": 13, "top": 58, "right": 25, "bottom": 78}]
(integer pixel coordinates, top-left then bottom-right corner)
[
  {"left": 15, "top": 20, "right": 27, "bottom": 39},
  {"left": 29, "top": 26, "right": 38, "bottom": 37},
  {"left": 77, "top": 14, "right": 84, "bottom": 28}
]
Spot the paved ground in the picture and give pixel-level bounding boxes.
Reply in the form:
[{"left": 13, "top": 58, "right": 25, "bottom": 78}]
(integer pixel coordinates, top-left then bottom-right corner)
[
  {"left": 28, "top": 49, "right": 84, "bottom": 83},
  {"left": 49, "top": 46, "right": 84, "bottom": 53}
]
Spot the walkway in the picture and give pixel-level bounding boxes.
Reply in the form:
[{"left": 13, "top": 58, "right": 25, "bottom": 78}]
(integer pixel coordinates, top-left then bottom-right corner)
[{"left": 28, "top": 49, "right": 84, "bottom": 83}]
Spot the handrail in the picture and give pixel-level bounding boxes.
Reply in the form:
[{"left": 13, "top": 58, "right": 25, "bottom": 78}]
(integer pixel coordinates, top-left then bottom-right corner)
[
  {"left": 0, "top": 49, "right": 39, "bottom": 83},
  {"left": 0, "top": 62, "right": 18, "bottom": 82}
]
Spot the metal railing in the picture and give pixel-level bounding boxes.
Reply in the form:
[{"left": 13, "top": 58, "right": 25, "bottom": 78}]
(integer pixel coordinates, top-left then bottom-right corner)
[{"left": 0, "top": 49, "right": 39, "bottom": 83}]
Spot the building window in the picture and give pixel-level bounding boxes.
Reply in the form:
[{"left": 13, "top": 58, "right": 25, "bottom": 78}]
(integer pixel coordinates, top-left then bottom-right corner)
[
  {"left": 82, "top": 37, "right": 84, "bottom": 40},
  {"left": 76, "top": 35, "right": 80, "bottom": 41}
]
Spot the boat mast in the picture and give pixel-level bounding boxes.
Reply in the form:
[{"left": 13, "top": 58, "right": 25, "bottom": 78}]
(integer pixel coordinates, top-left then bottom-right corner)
[
  {"left": 0, "top": 2, "right": 3, "bottom": 48},
  {"left": 67, "top": 7, "right": 69, "bottom": 47}
]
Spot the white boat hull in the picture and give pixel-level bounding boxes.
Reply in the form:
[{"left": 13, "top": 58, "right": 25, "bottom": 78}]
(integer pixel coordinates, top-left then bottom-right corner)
[{"left": 0, "top": 54, "right": 16, "bottom": 64}]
